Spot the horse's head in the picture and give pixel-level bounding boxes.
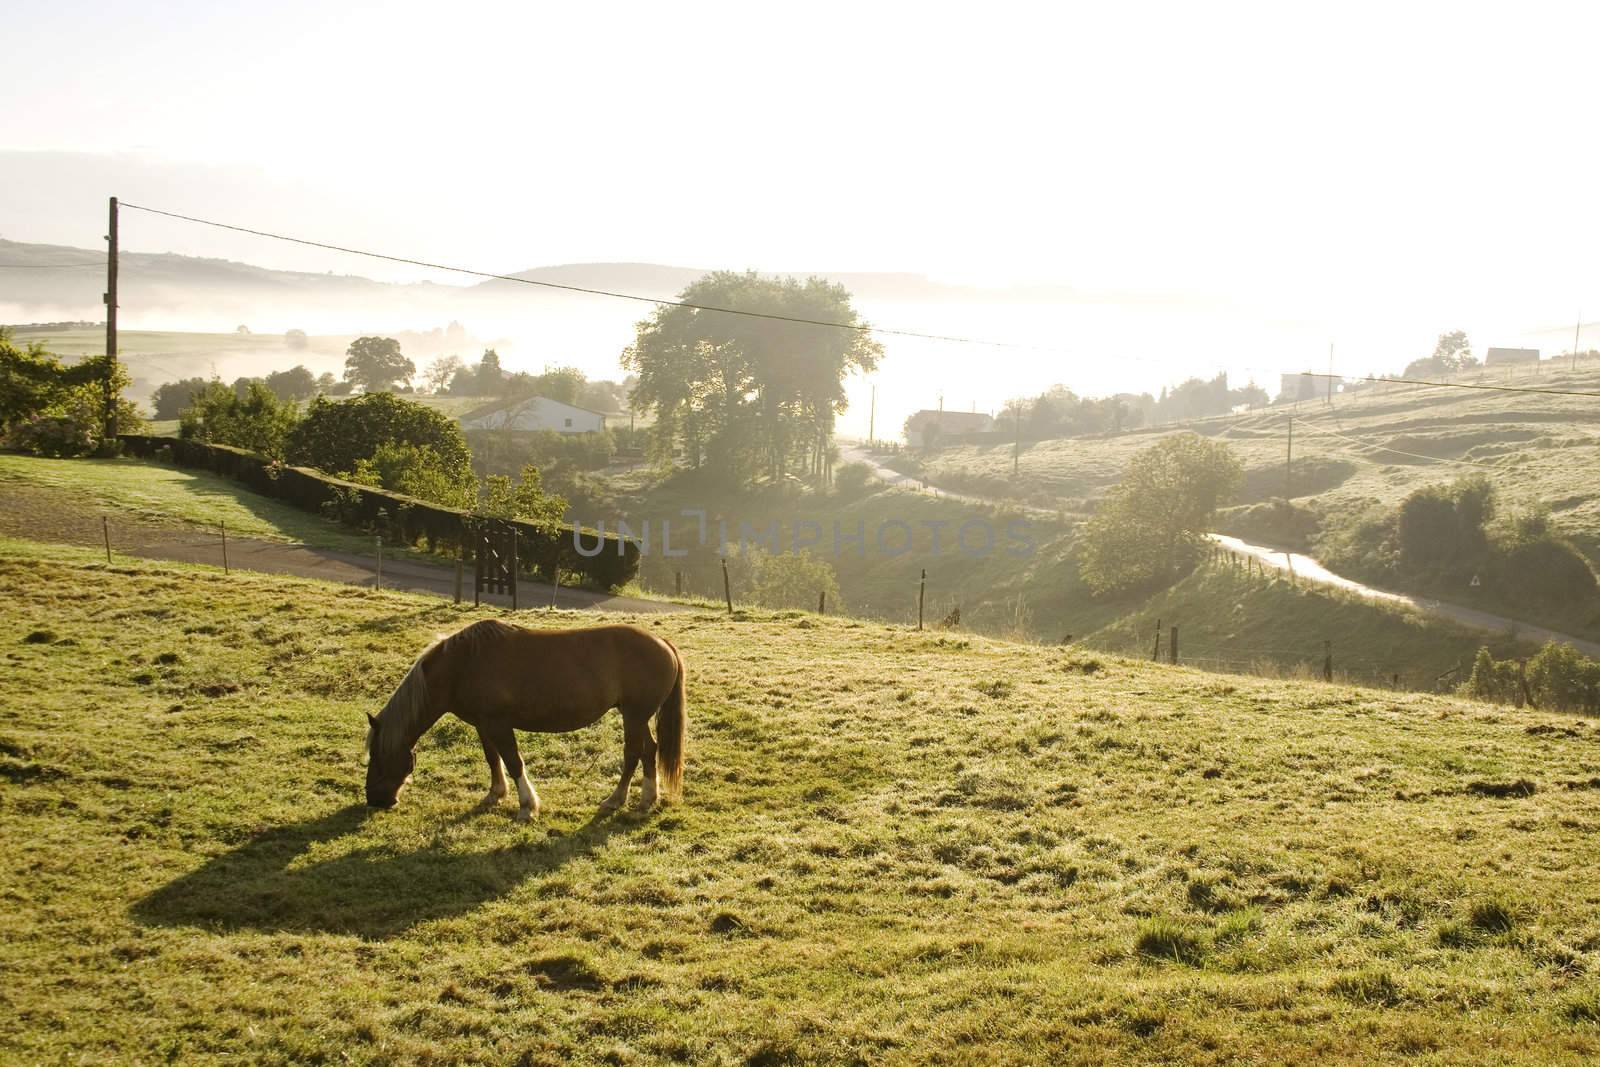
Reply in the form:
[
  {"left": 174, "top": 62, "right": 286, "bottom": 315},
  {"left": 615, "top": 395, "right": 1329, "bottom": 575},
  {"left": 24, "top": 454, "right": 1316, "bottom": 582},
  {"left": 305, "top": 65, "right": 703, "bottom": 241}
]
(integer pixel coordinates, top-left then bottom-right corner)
[{"left": 364, "top": 713, "right": 414, "bottom": 809}]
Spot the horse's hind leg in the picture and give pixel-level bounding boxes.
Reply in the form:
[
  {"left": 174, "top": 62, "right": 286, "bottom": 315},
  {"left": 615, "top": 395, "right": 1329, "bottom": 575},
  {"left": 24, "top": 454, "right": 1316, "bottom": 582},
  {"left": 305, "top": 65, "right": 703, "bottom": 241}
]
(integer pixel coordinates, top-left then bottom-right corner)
[
  {"left": 486, "top": 725, "right": 540, "bottom": 821},
  {"left": 474, "top": 727, "right": 508, "bottom": 810},
  {"left": 638, "top": 717, "right": 660, "bottom": 809},
  {"left": 600, "top": 712, "right": 646, "bottom": 811}
]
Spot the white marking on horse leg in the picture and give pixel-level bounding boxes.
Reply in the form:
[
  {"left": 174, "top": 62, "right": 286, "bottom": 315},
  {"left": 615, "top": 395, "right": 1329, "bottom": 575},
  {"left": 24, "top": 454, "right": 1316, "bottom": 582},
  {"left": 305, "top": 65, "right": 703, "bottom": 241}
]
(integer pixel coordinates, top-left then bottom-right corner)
[
  {"left": 515, "top": 771, "right": 541, "bottom": 821},
  {"left": 640, "top": 776, "right": 659, "bottom": 809}
]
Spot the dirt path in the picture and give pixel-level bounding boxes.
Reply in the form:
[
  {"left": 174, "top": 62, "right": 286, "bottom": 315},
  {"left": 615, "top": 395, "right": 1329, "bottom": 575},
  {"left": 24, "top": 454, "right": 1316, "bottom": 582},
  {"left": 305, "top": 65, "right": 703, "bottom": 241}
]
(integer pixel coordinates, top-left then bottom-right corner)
[
  {"left": 0, "top": 481, "right": 682, "bottom": 615},
  {"left": 840, "top": 443, "right": 1600, "bottom": 656}
]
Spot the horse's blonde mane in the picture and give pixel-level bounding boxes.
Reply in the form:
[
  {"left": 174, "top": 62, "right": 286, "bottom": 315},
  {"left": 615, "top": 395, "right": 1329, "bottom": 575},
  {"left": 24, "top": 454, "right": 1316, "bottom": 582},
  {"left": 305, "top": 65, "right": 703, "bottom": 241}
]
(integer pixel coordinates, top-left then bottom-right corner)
[
  {"left": 367, "top": 630, "right": 460, "bottom": 760},
  {"left": 366, "top": 622, "right": 515, "bottom": 759}
]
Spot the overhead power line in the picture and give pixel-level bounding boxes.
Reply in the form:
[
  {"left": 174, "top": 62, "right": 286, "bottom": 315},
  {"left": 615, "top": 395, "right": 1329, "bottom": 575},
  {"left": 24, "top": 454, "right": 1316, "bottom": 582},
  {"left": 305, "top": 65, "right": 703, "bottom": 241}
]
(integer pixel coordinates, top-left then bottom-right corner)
[
  {"left": 0, "top": 262, "right": 104, "bottom": 269},
  {"left": 118, "top": 202, "right": 1071, "bottom": 353}
]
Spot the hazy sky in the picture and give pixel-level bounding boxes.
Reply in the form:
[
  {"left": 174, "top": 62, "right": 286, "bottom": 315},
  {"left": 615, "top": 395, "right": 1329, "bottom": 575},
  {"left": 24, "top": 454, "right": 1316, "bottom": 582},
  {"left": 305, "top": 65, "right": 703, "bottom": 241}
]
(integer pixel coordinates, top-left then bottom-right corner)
[{"left": 4, "top": 0, "right": 1597, "bottom": 418}]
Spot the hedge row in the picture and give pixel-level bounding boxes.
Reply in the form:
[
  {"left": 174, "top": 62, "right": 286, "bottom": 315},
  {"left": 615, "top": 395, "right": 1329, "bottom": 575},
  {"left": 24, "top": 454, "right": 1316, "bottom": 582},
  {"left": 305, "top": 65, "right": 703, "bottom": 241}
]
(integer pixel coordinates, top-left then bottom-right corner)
[{"left": 117, "top": 434, "right": 639, "bottom": 590}]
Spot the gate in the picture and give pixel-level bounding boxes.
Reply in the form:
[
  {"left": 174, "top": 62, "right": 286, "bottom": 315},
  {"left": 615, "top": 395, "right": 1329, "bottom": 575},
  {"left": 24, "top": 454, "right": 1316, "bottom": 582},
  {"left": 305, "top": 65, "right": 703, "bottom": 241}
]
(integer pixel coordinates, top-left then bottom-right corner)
[{"left": 473, "top": 520, "right": 519, "bottom": 609}]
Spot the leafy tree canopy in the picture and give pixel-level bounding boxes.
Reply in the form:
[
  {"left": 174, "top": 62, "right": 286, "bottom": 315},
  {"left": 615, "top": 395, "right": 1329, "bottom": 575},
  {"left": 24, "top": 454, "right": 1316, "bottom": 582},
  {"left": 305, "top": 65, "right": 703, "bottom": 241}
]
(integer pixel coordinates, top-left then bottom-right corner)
[
  {"left": 623, "top": 271, "right": 881, "bottom": 485},
  {"left": 1079, "top": 433, "right": 1242, "bottom": 595},
  {"left": 343, "top": 336, "right": 414, "bottom": 392},
  {"left": 286, "top": 392, "right": 472, "bottom": 488}
]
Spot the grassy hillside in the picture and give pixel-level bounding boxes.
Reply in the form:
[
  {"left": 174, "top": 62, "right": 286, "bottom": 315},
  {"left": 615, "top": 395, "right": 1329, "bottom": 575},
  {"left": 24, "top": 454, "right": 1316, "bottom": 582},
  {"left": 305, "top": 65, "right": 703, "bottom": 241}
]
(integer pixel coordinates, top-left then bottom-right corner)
[
  {"left": 0, "top": 453, "right": 390, "bottom": 557},
  {"left": 1085, "top": 562, "right": 1540, "bottom": 688},
  {"left": 914, "top": 360, "right": 1600, "bottom": 565},
  {"left": 4, "top": 541, "right": 1600, "bottom": 1063}
]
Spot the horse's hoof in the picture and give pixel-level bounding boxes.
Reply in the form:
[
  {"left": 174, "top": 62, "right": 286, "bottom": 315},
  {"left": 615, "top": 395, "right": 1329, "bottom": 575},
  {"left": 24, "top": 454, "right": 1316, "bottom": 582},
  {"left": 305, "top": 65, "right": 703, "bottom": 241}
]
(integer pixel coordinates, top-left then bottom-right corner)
[
  {"left": 515, "top": 805, "right": 537, "bottom": 823},
  {"left": 475, "top": 793, "right": 505, "bottom": 811},
  {"left": 597, "top": 796, "right": 624, "bottom": 812}
]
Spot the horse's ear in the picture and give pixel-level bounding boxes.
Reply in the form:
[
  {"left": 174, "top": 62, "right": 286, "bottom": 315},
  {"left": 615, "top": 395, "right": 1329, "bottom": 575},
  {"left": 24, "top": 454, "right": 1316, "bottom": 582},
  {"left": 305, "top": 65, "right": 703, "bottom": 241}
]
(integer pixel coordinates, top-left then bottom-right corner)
[{"left": 367, "top": 713, "right": 378, "bottom": 728}]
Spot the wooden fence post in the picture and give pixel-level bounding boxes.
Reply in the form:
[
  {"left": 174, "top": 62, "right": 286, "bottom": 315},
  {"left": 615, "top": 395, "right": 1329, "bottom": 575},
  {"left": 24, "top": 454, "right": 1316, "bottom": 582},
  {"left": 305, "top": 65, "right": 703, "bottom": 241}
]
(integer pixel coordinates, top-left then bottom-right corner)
[
  {"left": 818, "top": 589, "right": 826, "bottom": 615},
  {"left": 675, "top": 569, "right": 683, "bottom": 597},
  {"left": 509, "top": 530, "right": 519, "bottom": 612},
  {"left": 1169, "top": 625, "right": 1178, "bottom": 665},
  {"left": 550, "top": 550, "right": 561, "bottom": 610},
  {"left": 1152, "top": 617, "right": 1162, "bottom": 661},
  {"left": 220, "top": 521, "right": 229, "bottom": 574},
  {"left": 102, "top": 516, "right": 112, "bottom": 564},
  {"left": 373, "top": 535, "right": 381, "bottom": 588},
  {"left": 722, "top": 557, "right": 733, "bottom": 614},
  {"left": 917, "top": 569, "right": 927, "bottom": 631},
  {"left": 454, "top": 548, "right": 463, "bottom": 605},
  {"left": 1323, "top": 640, "right": 1333, "bottom": 682},
  {"left": 1518, "top": 659, "right": 1534, "bottom": 708}
]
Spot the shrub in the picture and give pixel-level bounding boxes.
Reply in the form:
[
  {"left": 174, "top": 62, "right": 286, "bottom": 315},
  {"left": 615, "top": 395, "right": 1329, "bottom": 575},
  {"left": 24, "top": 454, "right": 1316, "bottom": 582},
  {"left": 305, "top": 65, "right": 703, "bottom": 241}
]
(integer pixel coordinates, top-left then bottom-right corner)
[
  {"left": 748, "top": 550, "right": 841, "bottom": 612},
  {"left": 179, "top": 380, "right": 300, "bottom": 460},
  {"left": 4, "top": 413, "right": 97, "bottom": 457},
  {"left": 834, "top": 462, "right": 878, "bottom": 501},
  {"left": 287, "top": 393, "right": 472, "bottom": 485}
]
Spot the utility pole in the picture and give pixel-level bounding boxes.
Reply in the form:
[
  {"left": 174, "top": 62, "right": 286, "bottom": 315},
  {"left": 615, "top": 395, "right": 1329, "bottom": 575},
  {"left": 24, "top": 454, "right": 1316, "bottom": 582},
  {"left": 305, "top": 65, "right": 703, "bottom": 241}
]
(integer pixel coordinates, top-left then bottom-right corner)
[
  {"left": 103, "top": 196, "right": 119, "bottom": 445},
  {"left": 868, "top": 384, "right": 876, "bottom": 448},
  {"left": 1284, "top": 415, "right": 1293, "bottom": 499},
  {"left": 1012, "top": 401, "right": 1021, "bottom": 477},
  {"left": 1326, "top": 342, "right": 1334, "bottom": 405},
  {"left": 1575, "top": 313, "right": 1583, "bottom": 373}
]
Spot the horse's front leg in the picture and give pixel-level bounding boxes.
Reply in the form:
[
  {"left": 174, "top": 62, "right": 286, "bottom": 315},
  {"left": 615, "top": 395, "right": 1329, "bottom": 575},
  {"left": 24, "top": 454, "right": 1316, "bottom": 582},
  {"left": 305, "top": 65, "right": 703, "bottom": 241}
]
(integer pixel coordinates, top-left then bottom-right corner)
[
  {"left": 474, "top": 726, "right": 508, "bottom": 810},
  {"left": 487, "top": 726, "right": 540, "bottom": 821},
  {"left": 600, "top": 714, "right": 645, "bottom": 811}
]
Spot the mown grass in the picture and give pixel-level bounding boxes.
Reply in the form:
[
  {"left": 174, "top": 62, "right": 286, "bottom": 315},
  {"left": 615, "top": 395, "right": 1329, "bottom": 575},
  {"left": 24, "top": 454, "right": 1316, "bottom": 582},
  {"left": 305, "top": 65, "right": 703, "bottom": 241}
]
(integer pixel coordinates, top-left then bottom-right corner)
[
  {"left": 0, "top": 453, "right": 400, "bottom": 556},
  {"left": 4, "top": 538, "right": 1600, "bottom": 1063}
]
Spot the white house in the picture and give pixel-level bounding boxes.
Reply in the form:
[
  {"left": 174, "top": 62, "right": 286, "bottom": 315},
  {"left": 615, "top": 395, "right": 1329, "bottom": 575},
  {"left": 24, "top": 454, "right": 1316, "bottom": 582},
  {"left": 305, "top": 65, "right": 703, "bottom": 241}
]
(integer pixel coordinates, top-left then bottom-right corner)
[{"left": 458, "top": 395, "right": 608, "bottom": 434}]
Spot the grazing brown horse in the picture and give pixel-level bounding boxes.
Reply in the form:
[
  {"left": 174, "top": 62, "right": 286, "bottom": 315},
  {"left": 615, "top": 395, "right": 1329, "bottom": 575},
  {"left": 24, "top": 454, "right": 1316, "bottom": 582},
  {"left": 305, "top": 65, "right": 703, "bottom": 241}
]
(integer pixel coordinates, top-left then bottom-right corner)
[{"left": 365, "top": 620, "right": 686, "bottom": 819}]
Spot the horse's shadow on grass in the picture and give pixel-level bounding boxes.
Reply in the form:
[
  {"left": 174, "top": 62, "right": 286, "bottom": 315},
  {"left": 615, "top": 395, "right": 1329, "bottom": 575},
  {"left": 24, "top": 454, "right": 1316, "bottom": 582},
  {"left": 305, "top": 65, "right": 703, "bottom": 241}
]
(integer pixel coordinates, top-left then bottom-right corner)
[{"left": 132, "top": 804, "right": 643, "bottom": 939}]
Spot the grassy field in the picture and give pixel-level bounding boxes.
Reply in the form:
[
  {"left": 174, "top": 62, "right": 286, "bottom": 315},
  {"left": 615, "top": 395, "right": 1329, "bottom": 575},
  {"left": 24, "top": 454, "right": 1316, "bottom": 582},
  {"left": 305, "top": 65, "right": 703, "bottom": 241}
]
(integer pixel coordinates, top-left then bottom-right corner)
[
  {"left": 4, "top": 539, "right": 1599, "bottom": 1063},
  {"left": 912, "top": 360, "right": 1600, "bottom": 565},
  {"left": 10, "top": 327, "right": 354, "bottom": 410},
  {"left": 0, "top": 453, "right": 389, "bottom": 557}
]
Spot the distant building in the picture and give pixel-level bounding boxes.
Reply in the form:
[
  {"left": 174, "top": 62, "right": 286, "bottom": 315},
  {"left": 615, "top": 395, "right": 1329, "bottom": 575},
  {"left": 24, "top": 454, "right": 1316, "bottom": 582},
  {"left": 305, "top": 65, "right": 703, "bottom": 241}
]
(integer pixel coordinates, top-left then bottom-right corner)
[
  {"left": 1484, "top": 347, "right": 1539, "bottom": 366},
  {"left": 1278, "top": 372, "right": 1321, "bottom": 403},
  {"left": 458, "top": 395, "right": 608, "bottom": 434},
  {"left": 904, "top": 409, "right": 993, "bottom": 448}
]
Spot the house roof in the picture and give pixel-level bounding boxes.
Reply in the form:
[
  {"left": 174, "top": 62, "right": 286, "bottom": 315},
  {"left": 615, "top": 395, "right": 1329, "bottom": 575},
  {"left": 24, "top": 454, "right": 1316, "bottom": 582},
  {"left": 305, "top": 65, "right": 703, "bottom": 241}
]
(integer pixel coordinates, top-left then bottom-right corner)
[
  {"left": 458, "top": 394, "right": 612, "bottom": 425},
  {"left": 906, "top": 409, "right": 993, "bottom": 428}
]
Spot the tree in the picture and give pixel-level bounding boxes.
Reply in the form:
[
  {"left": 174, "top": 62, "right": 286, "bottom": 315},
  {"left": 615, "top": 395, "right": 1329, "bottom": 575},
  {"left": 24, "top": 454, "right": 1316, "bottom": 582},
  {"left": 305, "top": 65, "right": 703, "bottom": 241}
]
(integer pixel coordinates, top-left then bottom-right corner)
[
  {"left": 263, "top": 365, "right": 318, "bottom": 403},
  {"left": 315, "top": 371, "right": 338, "bottom": 394},
  {"left": 1404, "top": 330, "right": 1477, "bottom": 378},
  {"left": 149, "top": 376, "right": 211, "bottom": 419},
  {"left": 1, "top": 330, "right": 136, "bottom": 453},
  {"left": 286, "top": 392, "right": 472, "bottom": 487},
  {"left": 1079, "top": 434, "right": 1243, "bottom": 595},
  {"left": 178, "top": 380, "right": 300, "bottom": 459},
  {"left": 342, "top": 336, "right": 414, "bottom": 392},
  {"left": 479, "top": 464, "right": 568, "bottom": 529},
  {"left": 285, "top": 329, "right": 309, "bottom": 350},
  {"left": 422, "top": 355, "right": 464, "bottom": 395},
  {"left": 623, "top": 271, "right": 881, "bottom": 485},
  {"left": 749, "top": 550, "right": 841, "bottom": 611}
]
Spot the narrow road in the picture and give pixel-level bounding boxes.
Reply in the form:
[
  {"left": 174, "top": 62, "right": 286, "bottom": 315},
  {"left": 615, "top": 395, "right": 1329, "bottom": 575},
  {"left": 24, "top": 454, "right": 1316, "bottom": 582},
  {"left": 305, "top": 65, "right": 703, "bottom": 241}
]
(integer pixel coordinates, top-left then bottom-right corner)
[
  {"left": 840, "top": 442, "right": 1600, "bottom": 656},
  {"left": 1210, "top": 535, "right": 1600, "bottom": 657}
]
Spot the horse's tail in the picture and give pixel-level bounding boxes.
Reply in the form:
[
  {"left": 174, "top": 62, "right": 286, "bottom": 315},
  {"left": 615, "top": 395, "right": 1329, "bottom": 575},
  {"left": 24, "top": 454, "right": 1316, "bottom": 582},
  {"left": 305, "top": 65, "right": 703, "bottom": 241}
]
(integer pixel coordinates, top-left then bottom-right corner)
[{"left": 656, "top": 640, "right": 687, "bottom": 800}]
